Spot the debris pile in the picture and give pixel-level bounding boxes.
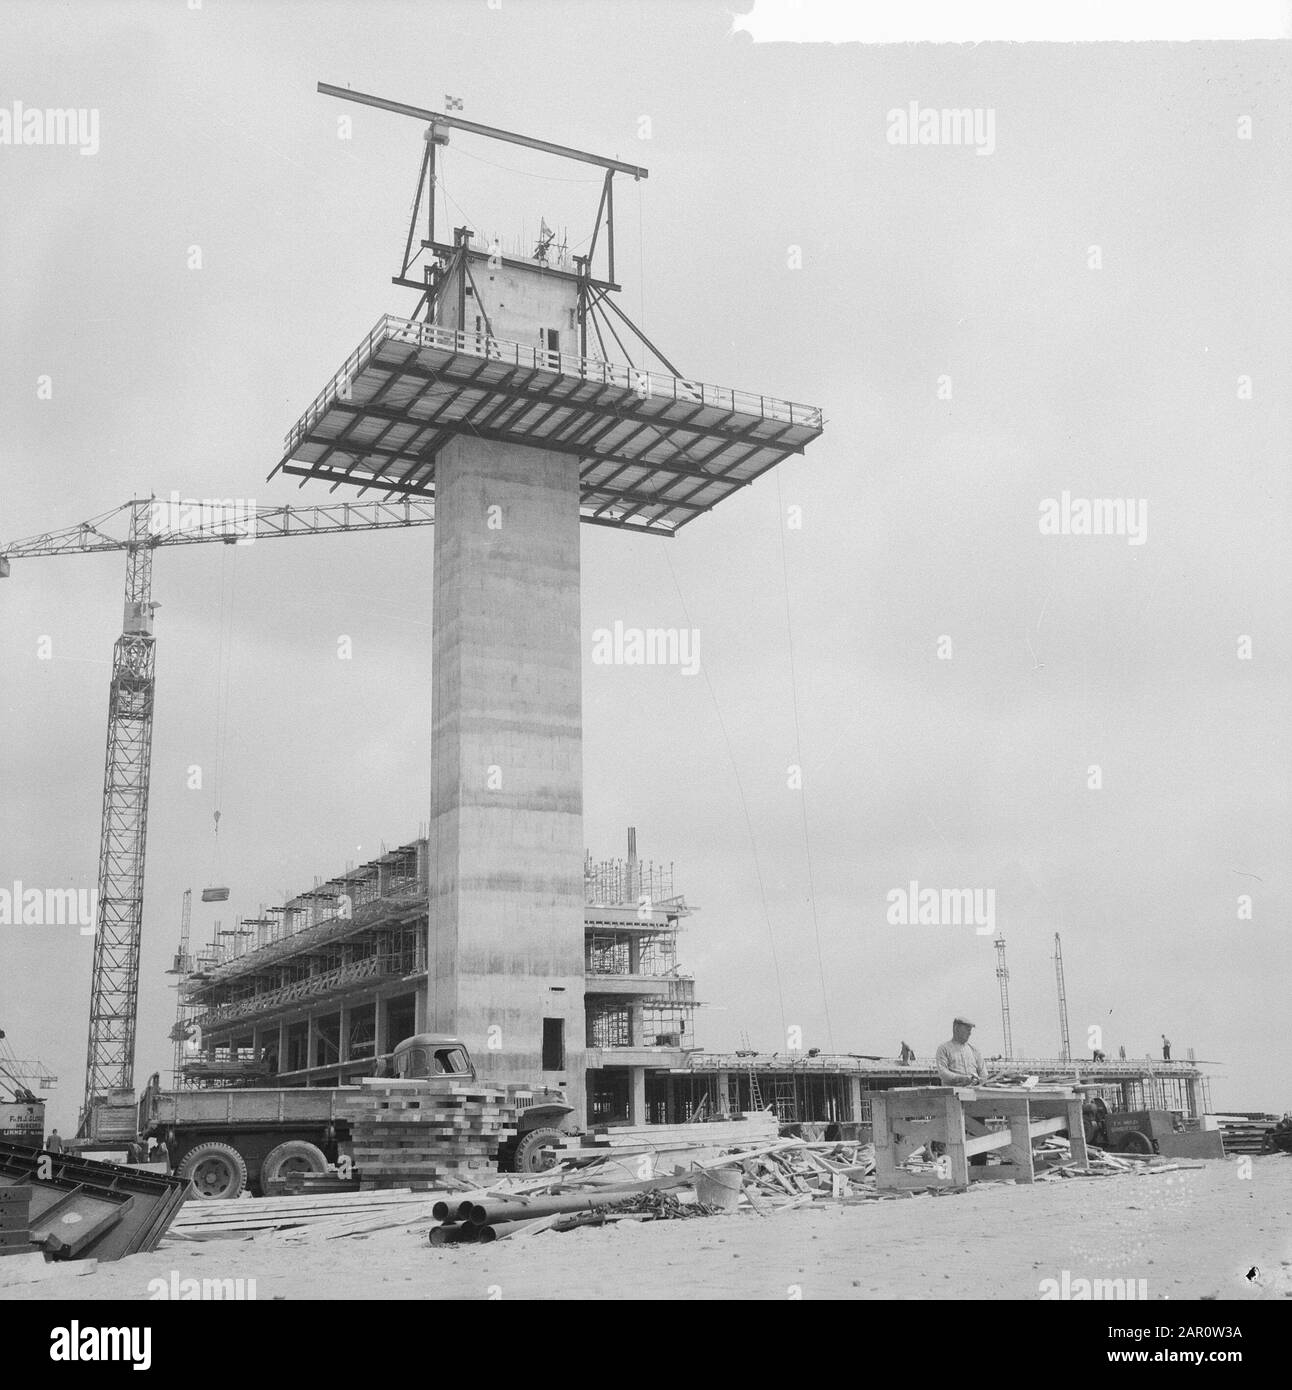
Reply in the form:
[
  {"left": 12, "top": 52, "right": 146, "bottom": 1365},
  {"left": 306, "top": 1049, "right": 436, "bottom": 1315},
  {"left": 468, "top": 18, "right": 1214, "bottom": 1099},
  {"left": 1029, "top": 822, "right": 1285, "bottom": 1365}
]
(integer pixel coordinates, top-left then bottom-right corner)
[{"left": 159, "top": 1118, "right": 1221, "bottom": 1255}]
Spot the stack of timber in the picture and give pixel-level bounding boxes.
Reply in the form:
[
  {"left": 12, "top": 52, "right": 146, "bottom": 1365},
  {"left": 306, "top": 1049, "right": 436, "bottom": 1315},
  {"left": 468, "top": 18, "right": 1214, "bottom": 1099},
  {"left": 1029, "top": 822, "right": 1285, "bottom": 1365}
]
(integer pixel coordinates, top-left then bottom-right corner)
[
  {"left": 167, "top": 1187, "right": 425, "bottom": 1239},
  {"left": 553, "top": 1111, "right": 779, "bottom": 1160},
  {"left": 340, "top": 1078, "right": 520, "bottom": 1191},
  {"left": 1214, "top": 1114, "right": 1275, "bottom": 1155},
  {"left": 262, "top": 1172, "right": 361, "bottom": 1198}
]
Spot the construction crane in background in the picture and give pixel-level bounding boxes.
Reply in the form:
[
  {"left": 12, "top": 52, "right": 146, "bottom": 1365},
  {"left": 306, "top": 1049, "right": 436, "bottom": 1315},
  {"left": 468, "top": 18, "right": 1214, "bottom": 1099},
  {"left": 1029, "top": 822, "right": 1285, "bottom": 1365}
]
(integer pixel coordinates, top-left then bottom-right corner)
[
  {"left": 164, "top": 889, "right": 194, "bottom": 1088},
  {"left": 0, "top": 496, "right": 437, "bottom": 1131},
  {"left": 0, "top": 1037, "right": 58, "bottom": 1097},
  {"left": 994, "top": 934, "right": 1013, "bottom": 1060},
  {"left": 1054, "top": 931, "right": 1071, "bottom": 1062}
]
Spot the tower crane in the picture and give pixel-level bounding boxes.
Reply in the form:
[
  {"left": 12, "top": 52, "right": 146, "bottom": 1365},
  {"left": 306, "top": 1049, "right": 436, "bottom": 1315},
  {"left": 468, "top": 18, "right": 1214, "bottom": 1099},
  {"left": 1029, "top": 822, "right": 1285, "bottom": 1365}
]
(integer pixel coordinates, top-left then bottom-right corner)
[
  {"left": 1054, "top": 931, "right": 1072, "bottom": 1063},
  {"left": 0, "top": 496, "right": 436, "bottom": 1131},
  {"left": 165, "top": 888, "right": 195, "bottom": 1088},
  {"left": 994, "top": 934, "right": 1013, "bottom": 1060},
  {"left": 0, "top": 1040, "right": 58, "bottom": 1097}
]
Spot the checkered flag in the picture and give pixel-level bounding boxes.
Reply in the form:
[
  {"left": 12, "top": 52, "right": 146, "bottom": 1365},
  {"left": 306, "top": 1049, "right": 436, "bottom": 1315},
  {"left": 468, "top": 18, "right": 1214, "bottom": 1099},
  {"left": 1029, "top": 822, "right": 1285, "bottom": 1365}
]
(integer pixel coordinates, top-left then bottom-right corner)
[{"left": 445, "top": 96, "right": 463, "bottom": 111}]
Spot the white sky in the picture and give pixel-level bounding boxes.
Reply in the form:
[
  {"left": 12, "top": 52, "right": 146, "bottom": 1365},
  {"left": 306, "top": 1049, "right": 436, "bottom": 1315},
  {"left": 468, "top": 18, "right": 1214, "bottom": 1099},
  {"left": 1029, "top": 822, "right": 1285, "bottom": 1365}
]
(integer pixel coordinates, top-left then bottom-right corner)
[{"left": 1, "top": 3, "right": 1288, "bottom": 1129}]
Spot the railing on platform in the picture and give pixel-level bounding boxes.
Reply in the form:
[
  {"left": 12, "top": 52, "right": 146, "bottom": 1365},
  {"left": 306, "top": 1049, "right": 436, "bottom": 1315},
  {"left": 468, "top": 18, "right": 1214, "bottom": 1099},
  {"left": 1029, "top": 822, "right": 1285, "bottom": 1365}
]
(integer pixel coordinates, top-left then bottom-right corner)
[
  {"left": 688, "top": 1053, "right": 1206, "bottom": 1076},
  {"left": 284, "top": 314, "right": 825, "bottom": 457},
  {"left": 191, "top": 946, "right": 425, "bottom": 1029}
]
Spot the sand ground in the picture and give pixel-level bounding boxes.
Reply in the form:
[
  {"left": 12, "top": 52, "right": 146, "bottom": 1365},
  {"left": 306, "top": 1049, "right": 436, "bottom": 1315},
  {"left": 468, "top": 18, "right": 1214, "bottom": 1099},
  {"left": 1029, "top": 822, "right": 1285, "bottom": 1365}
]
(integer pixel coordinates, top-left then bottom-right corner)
[{"left": 4, "top": 1155, "right": 1290, "bottom": 1301}]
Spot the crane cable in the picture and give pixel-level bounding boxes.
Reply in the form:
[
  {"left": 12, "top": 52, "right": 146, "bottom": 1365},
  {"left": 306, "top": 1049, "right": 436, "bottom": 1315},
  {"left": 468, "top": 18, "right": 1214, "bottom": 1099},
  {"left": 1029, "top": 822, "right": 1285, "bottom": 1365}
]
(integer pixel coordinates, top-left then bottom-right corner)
[
  {"left": 210, "top": 545, "right": 238, "bottom": 886},
  {"left": 775, "top": 470, "right": 835, "bottom": 1053},
  {"left": 662, "top": 548, "right": 788, "bottom": 1046}
]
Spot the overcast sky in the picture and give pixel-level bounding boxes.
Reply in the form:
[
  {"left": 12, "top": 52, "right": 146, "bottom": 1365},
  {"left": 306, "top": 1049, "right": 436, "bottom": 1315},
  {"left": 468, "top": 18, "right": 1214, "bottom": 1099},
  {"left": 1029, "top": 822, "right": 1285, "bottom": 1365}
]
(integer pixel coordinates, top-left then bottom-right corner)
[{"left": 1, "top": 3, "right": 1287, "bottom": 1130}]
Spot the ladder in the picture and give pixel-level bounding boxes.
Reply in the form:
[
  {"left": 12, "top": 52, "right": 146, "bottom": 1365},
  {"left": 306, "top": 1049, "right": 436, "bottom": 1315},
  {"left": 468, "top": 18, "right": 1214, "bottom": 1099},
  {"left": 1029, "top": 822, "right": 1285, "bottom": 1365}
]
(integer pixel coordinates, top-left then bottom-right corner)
[
  {"left": 748, "top": 1068, "right": 765, "bottom": 1113},
  {"left": 739, "top": 1031, "right": 765, "bottom": 1113}
]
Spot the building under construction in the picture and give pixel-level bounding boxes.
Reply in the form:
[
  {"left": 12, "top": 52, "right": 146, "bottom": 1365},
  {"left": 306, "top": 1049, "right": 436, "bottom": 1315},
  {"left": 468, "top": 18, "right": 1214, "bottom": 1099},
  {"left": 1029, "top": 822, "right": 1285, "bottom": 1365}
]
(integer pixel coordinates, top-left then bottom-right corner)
[
  {"left": 178, "top": 828, "right": 1210, "bottom": 1133},
  {"left": 179, "top": 829, "right": 698, "bottom": 1129}
]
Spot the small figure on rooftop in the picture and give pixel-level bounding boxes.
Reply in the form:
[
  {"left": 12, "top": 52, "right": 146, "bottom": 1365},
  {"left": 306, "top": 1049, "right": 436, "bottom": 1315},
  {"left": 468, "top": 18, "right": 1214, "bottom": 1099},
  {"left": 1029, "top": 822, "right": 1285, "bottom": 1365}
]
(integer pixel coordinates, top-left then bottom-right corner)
[
  {"left": 899, "top": 1040, "right": 915, "bottom": 1065},
  {"left": 1162, "top": 1035, "right": 1172, "bottom": 1061}
]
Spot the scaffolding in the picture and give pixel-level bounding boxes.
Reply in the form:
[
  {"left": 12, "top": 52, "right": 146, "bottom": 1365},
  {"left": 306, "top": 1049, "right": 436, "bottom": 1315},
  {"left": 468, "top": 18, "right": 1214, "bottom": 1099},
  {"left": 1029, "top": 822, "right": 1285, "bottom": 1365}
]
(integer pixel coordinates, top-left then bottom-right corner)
[{"left": 584, "top": 851, "right": 676, "bottom": 907}]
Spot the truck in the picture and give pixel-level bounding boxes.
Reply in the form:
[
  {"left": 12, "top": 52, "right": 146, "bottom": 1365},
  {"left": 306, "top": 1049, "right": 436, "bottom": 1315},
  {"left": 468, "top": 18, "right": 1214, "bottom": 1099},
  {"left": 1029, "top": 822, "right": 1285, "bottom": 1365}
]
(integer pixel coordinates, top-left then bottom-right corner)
[
  {"left": 0, "top": 1044, "right": 47, "bottom": 1150},
  {"left": 132, "top": 1033, "right": 578, "bottom": 1199},
  {"left": 1099, "top": 1107, "right": 1225, "bottom": 1160}
]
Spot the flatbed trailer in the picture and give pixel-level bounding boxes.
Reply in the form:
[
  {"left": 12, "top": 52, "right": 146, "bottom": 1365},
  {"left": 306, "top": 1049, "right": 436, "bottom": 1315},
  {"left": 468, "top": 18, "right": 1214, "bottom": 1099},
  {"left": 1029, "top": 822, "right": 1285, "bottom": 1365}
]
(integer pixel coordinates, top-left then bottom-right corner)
[
  {"left": 139, "top": 1072, "right": 362, "bottom": 1198},
  {"left": 134, "top": 1035, "right": 579, "bottom": 1198}
]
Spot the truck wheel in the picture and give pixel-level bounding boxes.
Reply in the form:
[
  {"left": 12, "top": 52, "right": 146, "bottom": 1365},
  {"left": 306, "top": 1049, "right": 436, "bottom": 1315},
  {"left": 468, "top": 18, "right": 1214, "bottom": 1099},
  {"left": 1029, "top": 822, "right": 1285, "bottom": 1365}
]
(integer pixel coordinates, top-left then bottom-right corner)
[
  {"left": 178, "top": 1142, "right": 248, "bottom": 1200},
  {"left": 1120, "top": 1130, "right": 1154, "bottom": 1155},
  {"left": 260, "top": 1140, "right": 329, "bottom": 1187},
  {"left": 513, "top": 1127, "right": 565, "bottom": 1174}
]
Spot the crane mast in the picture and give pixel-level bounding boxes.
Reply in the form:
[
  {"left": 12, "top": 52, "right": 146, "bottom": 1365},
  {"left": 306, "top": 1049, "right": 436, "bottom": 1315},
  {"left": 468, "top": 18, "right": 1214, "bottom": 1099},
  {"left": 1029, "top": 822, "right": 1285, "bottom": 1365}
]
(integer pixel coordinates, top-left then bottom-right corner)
[
  {"left": 84, "top": 499, "right": 158, "bottom": 1123},
  {"left": 1054, "top": 931, "right": 1071, "bottom": 1062},
  {"left": 166, "top": 889, "right": 194, "bottom": 1088}
]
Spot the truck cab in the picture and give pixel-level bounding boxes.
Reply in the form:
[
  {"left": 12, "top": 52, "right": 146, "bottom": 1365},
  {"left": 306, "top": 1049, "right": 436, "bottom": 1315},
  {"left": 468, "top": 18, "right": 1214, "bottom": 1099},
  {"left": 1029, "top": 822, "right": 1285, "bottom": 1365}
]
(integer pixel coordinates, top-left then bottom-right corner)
[{"left": 388, "top": 1034, "right": 475, "bottom": 1081}]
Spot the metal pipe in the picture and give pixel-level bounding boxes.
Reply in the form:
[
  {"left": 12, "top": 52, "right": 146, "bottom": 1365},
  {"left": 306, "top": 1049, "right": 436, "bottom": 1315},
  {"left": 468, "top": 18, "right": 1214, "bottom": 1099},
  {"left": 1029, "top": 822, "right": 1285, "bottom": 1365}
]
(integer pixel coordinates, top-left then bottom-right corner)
[
  {"left": 466, "top": 1191, "right": 631, "bottom": 1227},
  {"left": 428, "top": 1223, "right": 478, "bottom": 1245}
]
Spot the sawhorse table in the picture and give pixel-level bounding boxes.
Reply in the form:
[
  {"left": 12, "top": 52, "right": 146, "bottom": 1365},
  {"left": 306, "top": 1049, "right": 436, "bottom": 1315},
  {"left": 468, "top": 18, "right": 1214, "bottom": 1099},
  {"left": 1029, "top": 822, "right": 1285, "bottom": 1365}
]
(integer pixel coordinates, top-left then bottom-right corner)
[{"left": 872, "top": 1085, "right": 1089, "bottom": 1190}]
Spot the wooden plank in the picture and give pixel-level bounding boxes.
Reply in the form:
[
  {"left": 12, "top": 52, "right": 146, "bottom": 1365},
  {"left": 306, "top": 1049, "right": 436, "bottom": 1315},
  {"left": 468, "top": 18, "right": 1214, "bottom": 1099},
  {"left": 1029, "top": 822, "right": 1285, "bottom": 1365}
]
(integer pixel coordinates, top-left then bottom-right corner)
[
  {"left": 962, "top": 1129, "right": 1014, "bottom": 1159},
  {"left": 941, "top": 1089, "right": 969, "bottom": 1186}
]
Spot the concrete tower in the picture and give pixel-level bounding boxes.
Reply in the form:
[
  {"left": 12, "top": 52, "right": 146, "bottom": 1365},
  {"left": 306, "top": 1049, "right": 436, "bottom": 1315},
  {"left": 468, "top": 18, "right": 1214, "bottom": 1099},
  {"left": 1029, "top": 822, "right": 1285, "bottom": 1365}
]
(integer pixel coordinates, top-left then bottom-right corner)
[
  {"left": 428, "top": 243, "right": 587, "bottom": 1105},
  {"left": 272, "top": 86, "right": 824, "bottom": 1119}
]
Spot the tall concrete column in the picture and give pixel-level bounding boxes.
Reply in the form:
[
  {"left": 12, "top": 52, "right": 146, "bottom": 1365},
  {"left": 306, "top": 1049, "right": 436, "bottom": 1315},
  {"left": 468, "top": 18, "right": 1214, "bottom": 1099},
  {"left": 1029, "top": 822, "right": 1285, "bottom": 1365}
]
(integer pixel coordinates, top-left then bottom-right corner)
[
  {"left": 847, "top": 1073, "right": 863, "bottom": 1124},
  {"left": 1185, "top": 1077, "right": 1201, "bottom": 1120},
  {"left": 629, "top": 1067, "right": 647, "bottom": 1125},
  {"left": 373, "top": 995, "right": 387, "bottom": 1059},
  {"left": 428, "top": 434, "right": 586, "bottom": 1115}
]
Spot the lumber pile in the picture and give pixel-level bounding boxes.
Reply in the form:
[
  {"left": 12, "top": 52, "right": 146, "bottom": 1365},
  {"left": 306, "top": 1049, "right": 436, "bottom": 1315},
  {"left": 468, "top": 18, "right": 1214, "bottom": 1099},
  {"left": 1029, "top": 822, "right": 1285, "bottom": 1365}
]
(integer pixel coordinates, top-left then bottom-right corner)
[
  {"left": 1030, "top": 1139, "right": 1176, "bottom": 1179},
  {"left": 706, "top": 1139, "right": 878, "bottom": 1206},
  {"left": 262, "top": 1173, "right": 362, "bottom": 1199},
  {"left": 701, "top": 1140, "right": 877, "bottom": 1211},
  {"left": 339, "top": 1078, "right": 520, "bottom": 1190},
  {"left": 167, "top": 1187, "right": 425, "bottom": 1238},
  {"left": 1214, "top": 1116, "right": 1274, "bottom": 1155},
  {"left": 553, "top": 1111, "right": 779, "bottom": 1158},
  {"left": 425, "top": 1135, "right": 882, "bottom": 1242}
]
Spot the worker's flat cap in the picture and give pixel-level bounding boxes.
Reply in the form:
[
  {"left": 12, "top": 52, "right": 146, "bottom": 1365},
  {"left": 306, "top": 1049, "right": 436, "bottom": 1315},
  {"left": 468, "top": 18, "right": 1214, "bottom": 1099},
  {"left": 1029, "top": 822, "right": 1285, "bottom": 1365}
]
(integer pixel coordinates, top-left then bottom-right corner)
[{"left": 953, "top": 1015, "right": 976, "bottom": 1027}]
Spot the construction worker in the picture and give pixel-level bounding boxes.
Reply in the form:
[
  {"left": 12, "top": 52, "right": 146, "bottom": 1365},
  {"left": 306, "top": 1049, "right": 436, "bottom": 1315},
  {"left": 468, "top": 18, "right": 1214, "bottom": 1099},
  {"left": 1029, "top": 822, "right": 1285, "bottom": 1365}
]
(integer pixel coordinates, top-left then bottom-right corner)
[
  {"left": 1162, "top": 1035, "right": 1172, "bottom": 1061},
  {"left": 899, "top": 1041, "right": 916, "bottom": 1065},
  {"left": 936, "top": 1016, "right": 987, "bottom": 1087}
]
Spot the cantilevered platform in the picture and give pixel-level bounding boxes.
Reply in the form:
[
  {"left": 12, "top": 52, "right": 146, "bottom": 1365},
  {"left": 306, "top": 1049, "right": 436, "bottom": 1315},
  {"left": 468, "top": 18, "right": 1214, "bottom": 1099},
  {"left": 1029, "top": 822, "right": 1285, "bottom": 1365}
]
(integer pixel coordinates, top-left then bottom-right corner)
[{"left": 271, "top": 315, "right": 825, "bottom": 535}]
